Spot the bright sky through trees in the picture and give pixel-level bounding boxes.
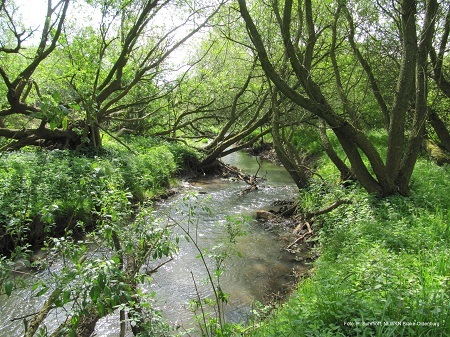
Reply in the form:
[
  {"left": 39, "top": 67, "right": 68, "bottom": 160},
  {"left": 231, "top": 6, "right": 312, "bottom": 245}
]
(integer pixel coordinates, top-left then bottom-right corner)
[
  {"left": 11, "top": 0, "right": 195, "bottom": 67},
  {"left": 13, "top": 0, "right": 101, "bottom": 40},
  {"left": 14, "top": 0, "right": 46, "bottom": 27}
]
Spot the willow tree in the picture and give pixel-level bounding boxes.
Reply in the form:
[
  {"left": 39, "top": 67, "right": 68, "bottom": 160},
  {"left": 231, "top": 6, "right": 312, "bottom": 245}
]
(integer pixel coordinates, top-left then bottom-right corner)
[
  {"left": 238, "top": 0, "right": 439, "bottom": 196},
  {"left": 0, "top": 0, "right": 224, "bottom": 150},
  {"left": 429, "top": 4, "right": 450, "bottom": 153},
  {"left": 152, "top": 40, "right": 273, "bottom": 168},
  {"left": 153, "top": 4, "right": 312, "bottom": 184},
  {"left": 0, "top": 0, "right": 71, "bottom": 149}
]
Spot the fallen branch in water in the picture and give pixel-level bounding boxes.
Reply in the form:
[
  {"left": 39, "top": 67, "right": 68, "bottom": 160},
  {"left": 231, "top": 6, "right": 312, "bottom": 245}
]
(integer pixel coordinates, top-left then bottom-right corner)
[{"left": 221, "top": 159, "right": 266, "bottom": 194}]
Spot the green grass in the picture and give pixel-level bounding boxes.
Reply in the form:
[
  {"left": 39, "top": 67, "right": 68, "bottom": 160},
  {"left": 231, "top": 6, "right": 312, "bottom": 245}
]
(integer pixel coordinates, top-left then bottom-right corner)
[{"left": 247, "top": 140, "right": 450, "bottom": 336}]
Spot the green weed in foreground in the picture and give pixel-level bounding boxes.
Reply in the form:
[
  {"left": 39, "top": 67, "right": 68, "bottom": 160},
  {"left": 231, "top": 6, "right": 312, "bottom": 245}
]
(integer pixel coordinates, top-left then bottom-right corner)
[{"left": 248, "top": 160, "right": 450, "bottom": 337}]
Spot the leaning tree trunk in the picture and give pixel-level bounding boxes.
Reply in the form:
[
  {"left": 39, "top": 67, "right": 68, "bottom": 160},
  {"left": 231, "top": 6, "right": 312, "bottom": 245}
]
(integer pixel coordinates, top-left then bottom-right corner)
[
  {"left": 429, "top": 109, "right": 450, "bottom": 153},
  {"left": 0, "top": 119, "right": 102, "bottom": 151},
  {"left": 0, "top": 125, "right": 81, "bottom": 151},
  {"left": 271, "top": 91, "right": 309, "bottom": 189},
  {"left": 198, "top": 111, "right": 271, "bottom": 169},
  {"left": 318, "top": 120, "right": 355, "bottom": 182},
  {"left": 238, "top": 0, "right": 438, "bottom": 197}
]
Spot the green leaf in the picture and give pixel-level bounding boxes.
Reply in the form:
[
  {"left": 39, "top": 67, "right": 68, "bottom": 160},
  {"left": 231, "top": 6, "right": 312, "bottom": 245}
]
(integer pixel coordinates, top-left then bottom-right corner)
[
  {"left": 97, "top": 273, "right": 106, "bottom": 289},
  {"left": 373, "top": 284, "right": 382, "bottom": 290},
  {"left": 63, "top": 290, "right": 71, "bottom": 303},
  {"left": 62, "top": 116, "right": 69, "bottom": 130},
  {"left": 52, "top": 91, "right": 61, "bottom": 103},
  {"left": 49, "top": 120, "right": 59, "bottom": 130},
  {"left": 71, "top": 315, "right": 79, "bottom": 327},
  {"left": 4, "top": 280, "right": 13, "bottom": 297},
  {"left": 36, "top": 286, "right": 48, "bottom": 297},
  {"left": 90, "top": 285, "right": 101, "bottom": 302},
  {"left": 97, "top": 301, "right": 105, "bottom": 316},
  {"left": 69, "top": 103, "right": 81, "bottom": 111}
]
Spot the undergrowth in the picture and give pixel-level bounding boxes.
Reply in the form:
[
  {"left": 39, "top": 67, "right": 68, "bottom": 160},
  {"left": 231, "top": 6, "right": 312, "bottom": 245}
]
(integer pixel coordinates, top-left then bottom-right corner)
[
  {"left": 247, "top": 156, "right": 450, "bottom": 336},
  {"left": 0, "top": 137, "right": 199, "bottom": 257}
]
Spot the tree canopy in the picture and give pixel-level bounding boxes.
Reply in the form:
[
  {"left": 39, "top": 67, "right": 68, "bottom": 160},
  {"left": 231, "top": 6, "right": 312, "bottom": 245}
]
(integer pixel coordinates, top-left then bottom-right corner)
[{"left": 1, "top": 0, "right": 450, "bottom": 196}]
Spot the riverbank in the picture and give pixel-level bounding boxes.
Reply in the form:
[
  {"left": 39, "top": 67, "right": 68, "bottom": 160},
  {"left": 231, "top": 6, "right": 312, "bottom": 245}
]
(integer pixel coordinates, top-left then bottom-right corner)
[
  {"left": 0, "top": 136, "right": 204, "bottom": 336},
  {"left": 247, "top": 158, "right": 450, "bottom": 336},
  {"left": 0, "top": 136, "right": 199, "bottom": 257},
  {"left": 3, "top": 136, "right": 449, "bottom": 336},
  {"left": 0, "top": 142, "right": 307, "bottom": 336}
]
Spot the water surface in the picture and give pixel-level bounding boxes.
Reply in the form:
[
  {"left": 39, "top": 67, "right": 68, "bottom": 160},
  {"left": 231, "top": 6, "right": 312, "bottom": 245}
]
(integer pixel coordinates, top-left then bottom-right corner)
[{"left": 0, "top": 152, "right": 305, "bottom": 336}]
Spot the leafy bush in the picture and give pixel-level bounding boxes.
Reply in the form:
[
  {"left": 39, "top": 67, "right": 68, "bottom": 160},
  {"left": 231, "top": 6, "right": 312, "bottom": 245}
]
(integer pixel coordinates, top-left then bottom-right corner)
[
  {"left": 0, "top": 150, "right": 92, "bottom": 255},
  {"left": 0, "top": 136, "right": 190, "bottom": 335},
  {"left": 165, "top": 141, "right": 201, "bottom": 171}
]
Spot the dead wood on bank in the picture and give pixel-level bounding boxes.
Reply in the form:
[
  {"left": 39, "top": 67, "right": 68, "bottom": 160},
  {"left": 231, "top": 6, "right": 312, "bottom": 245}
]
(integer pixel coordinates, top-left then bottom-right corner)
[
  {"left": 286, "top": 199, "right": 352, "bottom": 249},
  {"left": 255, "top": 198, "right": 351, "bottom": 251}
]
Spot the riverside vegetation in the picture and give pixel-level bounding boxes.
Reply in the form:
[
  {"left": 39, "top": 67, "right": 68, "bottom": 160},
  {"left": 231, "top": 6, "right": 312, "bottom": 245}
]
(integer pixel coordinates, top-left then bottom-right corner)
[
  {"left": 0, "top": 136, "right": 201, "bottom": 336},
  {"left": 245, "top": 132, "right": 450, "bottom": 337},
  {"left": 2, "top": 0, "right": 450, "bottom": 335},
  {"left": 1, "top": 132, "right": 449, "bottom": 336},
  {"left": 0, "top": 136, "right": 198, "bottom": 257}
]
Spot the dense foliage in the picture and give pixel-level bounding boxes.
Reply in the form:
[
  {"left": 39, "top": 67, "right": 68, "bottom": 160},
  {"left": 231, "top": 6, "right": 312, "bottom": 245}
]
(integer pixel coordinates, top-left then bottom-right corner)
[
  {"left": 0, "top": 137, "right": 200, "bottom": 336},
  {"left": 1, "top": 0, "right": 450, "bottom": 336},
  {"left": 247, "top": 141, "right": 450, "bottom": 337},
  {"left": 0, "top": 137, "right": 198, "bottom": 256}
]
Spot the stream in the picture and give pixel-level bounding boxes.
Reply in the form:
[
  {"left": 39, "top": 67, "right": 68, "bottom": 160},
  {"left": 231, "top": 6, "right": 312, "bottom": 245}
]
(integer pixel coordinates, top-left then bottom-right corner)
[{"left": 0, "top": 151, "right": 307, "bottom": 336}]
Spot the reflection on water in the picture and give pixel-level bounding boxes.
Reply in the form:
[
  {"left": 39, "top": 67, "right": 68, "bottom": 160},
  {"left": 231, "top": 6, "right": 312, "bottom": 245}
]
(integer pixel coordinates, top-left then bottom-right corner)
[
  {"left": 0, "top": 152, "right": 306, "bottom": 336},
  {"left": 133, "top": 152, "right": 305, "bottom": 332}
]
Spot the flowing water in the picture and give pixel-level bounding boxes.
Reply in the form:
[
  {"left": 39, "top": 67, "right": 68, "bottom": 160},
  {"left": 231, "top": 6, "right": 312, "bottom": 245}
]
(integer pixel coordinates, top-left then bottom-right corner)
[{"left": 0, "top": 151, "right": 307, "bottom": 336}]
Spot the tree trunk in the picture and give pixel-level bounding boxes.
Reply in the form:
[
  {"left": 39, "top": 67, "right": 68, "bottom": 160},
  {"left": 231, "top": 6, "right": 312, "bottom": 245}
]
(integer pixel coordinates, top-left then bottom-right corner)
[
  {"left": 429, "top": 109, "right": 450, "bottom": 153},
  {"left": 199, "top": 113, "right": 270, "bottom": 168},
  {"left": 396, "top": 0, "right": 438, "bottom": 194},
  {"left": 271, "top": 91, "right": 309, "bottom": 189},
  {"left": 0, "top": 126, "right": 81, "bottom": 151},
  {"left": 89, "top": 122, "right": 102, "bottom": 150},
  {"left": 0, "top": 120, "right": 101, "bottom": 151},
  {"left": 318, "top": 120, "right": 355, "bottom": 182},
  {"left": 238, "top": 0, "right": 438, "bottom": 197}
]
